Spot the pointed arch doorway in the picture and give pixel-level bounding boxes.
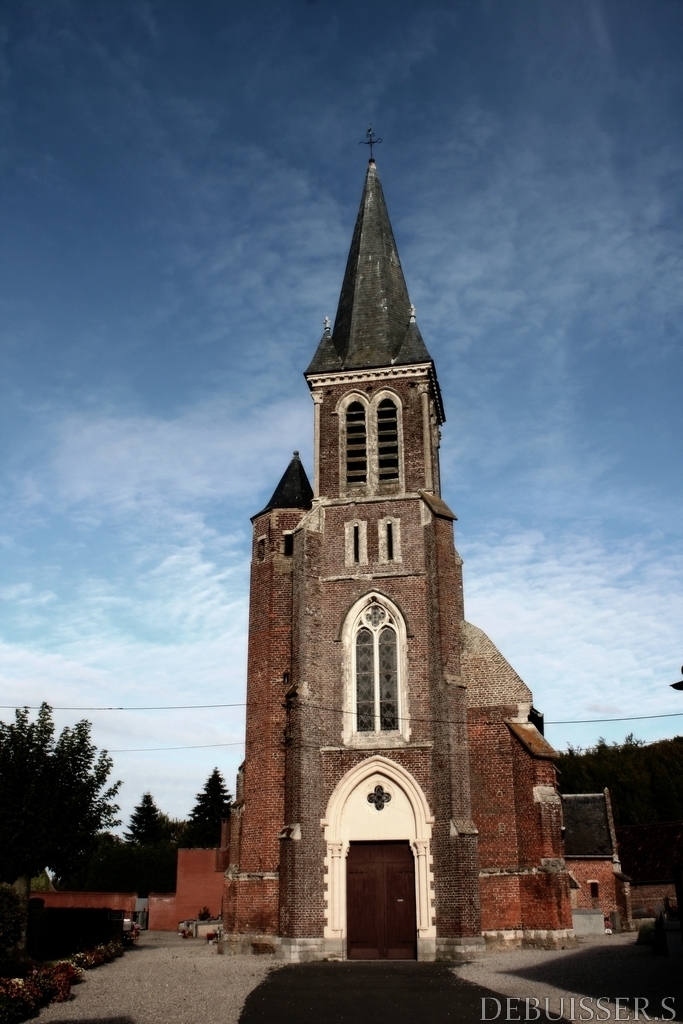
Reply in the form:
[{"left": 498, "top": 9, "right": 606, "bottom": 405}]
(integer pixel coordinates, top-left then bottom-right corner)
[{"left": 322, "top": 756, "right": 436, "bottom": 960}]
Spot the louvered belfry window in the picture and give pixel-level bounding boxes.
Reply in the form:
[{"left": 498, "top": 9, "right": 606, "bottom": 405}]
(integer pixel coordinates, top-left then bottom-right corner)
[
  {"left": 377, "top": 399, "right": 399, "bottom": 481},
  {"left": 355, "top": 604, "right": 399, "bottom": 733},
  {"left": 346, "top": 402, "right": 367, "bottom": 484}
]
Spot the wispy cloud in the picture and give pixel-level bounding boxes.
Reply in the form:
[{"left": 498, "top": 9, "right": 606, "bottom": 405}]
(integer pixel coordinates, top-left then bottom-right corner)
[
  {"left": 463, "top": 526, "right": 683, "bottom": 750},
  {"left": 0, "top": 0, "right": 681, "bottom": 821}
]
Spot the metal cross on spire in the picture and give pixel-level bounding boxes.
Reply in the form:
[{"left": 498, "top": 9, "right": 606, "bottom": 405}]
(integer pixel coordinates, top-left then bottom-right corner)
[{"left": 359, "top": 124, "right": 382, "bottom": 160}]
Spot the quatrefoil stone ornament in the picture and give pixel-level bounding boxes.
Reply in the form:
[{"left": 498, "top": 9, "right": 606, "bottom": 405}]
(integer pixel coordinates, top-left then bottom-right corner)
[
  {"left": 367, "top": 785, "right": 392, "bottom": 811},
  {"left": 366, "top": 606, "right": 386, "bottom": 627}
]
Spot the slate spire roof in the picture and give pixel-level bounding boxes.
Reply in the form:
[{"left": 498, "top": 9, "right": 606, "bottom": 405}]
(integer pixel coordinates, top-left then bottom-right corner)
[
  {"left": 252, "top": 451, "right": 313, "bottom": 521},
  {"left": 306, "top": 159, "right": 433, "bottom": 374}
]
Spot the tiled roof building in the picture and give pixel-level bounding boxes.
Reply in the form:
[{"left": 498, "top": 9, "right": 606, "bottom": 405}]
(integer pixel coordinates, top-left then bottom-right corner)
[{"left": 562, "top": 791, "right": 632, "bottom": 929}]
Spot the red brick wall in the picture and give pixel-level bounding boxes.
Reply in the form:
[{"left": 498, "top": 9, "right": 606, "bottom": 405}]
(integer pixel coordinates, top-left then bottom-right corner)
[
  {"left": 223, "top": 507, "right": 304, "bottom": 935},
  {"left": 224, "top": 876, "right": 279, "bottom": 935},
  {"left": 315, "top": 376, "right": 436, "bottom": 501},
  {"left": 469, "top": 709, "right": 572, "bottom": 932},
  {"left": 31, "top": 891, "right": 137, "bottom": 913},
  {"left": 630, "top": 883, "right": 677, "bottom": 913},
  {"left": 568, "top": 859, "right": 621, "bottom": 916},
  {"left": 148, "top": 894, "right": 178, "bottom": 931},
  {"left": 229, "top": 361, "right": 572, "bottom": 944},
  {"left": 275, "top": 385, "right": 483, "bottom": 939},
  {"left": 149, "top": 848, "right": 224, "bottom": 931}
]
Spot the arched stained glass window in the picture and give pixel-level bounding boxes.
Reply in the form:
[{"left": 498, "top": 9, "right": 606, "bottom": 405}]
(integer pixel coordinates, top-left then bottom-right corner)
[
  {"left": 377, "top": 399, "right": 399, "bottom": 481},
  {"left": 378, "top": 626, "right": 398, "bottom": 730},
  {"left": 354, "top": 604, "right": 400, "bottom": 733},
  {"left": 355, "top": 628, "right": 374, "bottom": 732},
  {"left": 346, "top": 402, "right": 367, "bottom": 484}
]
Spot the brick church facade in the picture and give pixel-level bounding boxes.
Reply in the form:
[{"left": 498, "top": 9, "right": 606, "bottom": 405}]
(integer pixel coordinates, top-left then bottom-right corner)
[{"left": 223, "top": 159, "right": 574, "bottom": 960}]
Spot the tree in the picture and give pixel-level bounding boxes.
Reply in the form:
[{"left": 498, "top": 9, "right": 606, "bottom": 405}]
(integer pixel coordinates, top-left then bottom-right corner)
[
  {"left": 0, "top": 704, "right": 120, "bottom": 888},
  {"left": 57, "top": 833, "right": 178, "bottom": 897},
  {"left": 0, "top": 885, "right": 23, "bottom": 960},
  {"left": 58, "top": 795, "right": 186, "bottom": 895},
  {"left": 557, "top": 734, "right": 683, "bottom": 825},
  {"left": 183, "top": 769, "right": 232, "bottom": 848},
  {"left": 125, "top": 793, "right": 165, "bottom": 845}
]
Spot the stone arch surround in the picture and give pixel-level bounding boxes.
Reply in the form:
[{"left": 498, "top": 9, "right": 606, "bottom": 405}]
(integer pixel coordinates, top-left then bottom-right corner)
[{"left": 321, "top": 755, "right": 436, "bottom": 958}]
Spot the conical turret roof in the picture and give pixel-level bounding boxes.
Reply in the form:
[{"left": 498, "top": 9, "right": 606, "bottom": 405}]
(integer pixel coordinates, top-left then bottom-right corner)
[
  {"left": 306, "top": 160, "right": 433, "bottom": 374},
  {"left": 252, "top": 451, "right": 313, "bottom": 520}
]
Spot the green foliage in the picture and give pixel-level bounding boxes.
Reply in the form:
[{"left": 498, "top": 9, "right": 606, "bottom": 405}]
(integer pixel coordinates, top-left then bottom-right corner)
[
  {"left": 124, "top": 793, "right": 165, "bottom": 845},
  {"left": 58, "top": 790, "right": 187, "bottom": 895},
  {"left": 0, "top": 888, "right": 22, "bottom": 958},
  {"left": 124, "top": 793, "right": 186, "bottom": 846},
  {"left": 0, "top": 705, "right": 120, "bottom": 885},
  {"left": 556, "top": 734, "right": 683, "bottom": 825},
  {"left": 57, "top": 833, "right": 177, "bottom": 898},
  {"left": 183, "top": 769, "right": 232, "bottom": 849},
  {"left": 636, "top": 921, "right": 655, "bottom": 944},
  {"left": 28, "top": 874, "right": 51, "bottom": 894}
]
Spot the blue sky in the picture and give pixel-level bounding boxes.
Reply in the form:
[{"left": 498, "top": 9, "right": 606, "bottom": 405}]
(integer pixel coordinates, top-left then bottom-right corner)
[{"left": 1, "top": 0, "right": 681, "bottom": 826}]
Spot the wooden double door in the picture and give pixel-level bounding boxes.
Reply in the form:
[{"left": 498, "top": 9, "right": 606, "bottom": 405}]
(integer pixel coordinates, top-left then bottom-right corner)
[{"left": 346, "top": 841, "right": 417, "bottom": 959}]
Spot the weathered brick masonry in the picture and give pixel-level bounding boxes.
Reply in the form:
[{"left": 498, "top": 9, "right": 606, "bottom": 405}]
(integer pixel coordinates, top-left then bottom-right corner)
[{"left": 223, "top": 159, "right": 573, "bottom": 959}]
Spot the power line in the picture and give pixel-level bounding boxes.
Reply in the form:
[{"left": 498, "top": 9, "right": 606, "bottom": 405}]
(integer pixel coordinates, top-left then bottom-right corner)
[
  {"left": 546, "top": 712, "right": 683, "bottom": 725},
  {"left": 0, "top": 702, "right": 247, "bottom": 711},
  {"left": 110, "top": 741, "right": 245, "bottom": 753},
  {"left": 295, "top": 700, "right": 683, "bottom": 728},
  {"left": 4, "top": 700, "right": 682, "bottom": 737}
]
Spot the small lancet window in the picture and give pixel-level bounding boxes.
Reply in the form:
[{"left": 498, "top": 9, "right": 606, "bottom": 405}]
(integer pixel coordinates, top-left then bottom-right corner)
[
  {"left": 353, "top": 524, "right": 360, "bottom": 563},
  {"left": 377, "top": 399, "right": 399, "bottom": 481},
  {"left": 354, "top": 605, "right": 399, "bottom": 733},
  {"left": 386, "top": 522, "right": 394, "bottom": 561},
  {"left": 346, "top": 402, "right": 367, "bottom": 485},
  {"left": 356, "top": 628, "right": 374, "bottom": 731}
]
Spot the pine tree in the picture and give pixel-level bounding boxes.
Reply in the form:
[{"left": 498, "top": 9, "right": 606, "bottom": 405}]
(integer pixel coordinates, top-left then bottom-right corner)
[
  {"left": 125, "top": 792, "right": 166, "bottom": 845},
  {"left": 183, "top": 769, "right": 232, "bottom": 848}
]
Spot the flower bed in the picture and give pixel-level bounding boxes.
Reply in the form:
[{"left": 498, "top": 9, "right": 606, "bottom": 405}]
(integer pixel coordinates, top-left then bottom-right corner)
[
  {"left": 0, "top": 941, "right": 123, "bottom": 1024},
  {"left": 70, "top": 940, "right": 124, "bottom": 971}
]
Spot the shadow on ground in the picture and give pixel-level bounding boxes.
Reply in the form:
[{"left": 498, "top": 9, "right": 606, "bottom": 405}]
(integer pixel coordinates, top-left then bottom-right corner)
[
  {"left": 40, "top": 1019, "right": 135, "bottom": 1024},
  {"left": 238, "top": 962, "right": 566, "bottom": 1024},
  {"left": 498, "top": 939, "right": 682, "bottom": 1021}
]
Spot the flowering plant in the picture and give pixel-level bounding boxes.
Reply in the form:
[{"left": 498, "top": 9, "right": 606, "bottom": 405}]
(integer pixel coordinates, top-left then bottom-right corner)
[{"left": 0, "top": 941, "right": 122, "bottom": 1023}]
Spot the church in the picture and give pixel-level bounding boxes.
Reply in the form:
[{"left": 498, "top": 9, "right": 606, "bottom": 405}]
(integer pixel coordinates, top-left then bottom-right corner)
[{"left": 222, "top": 158, "right": 574, "bottom": 961}]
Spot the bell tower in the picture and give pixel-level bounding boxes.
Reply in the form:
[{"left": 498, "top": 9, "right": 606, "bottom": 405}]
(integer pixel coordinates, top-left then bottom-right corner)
[{"left": 223, "top": 158, "right": 572, "bottom": 961}]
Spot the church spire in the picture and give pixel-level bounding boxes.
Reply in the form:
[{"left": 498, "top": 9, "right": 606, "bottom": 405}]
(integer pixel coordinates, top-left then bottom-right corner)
[
  {"left": 306, "top": 160, "right": 433, "bottom": 374},
  {"left": 252, "top": 451, "right": 313, "bottom": 521}
]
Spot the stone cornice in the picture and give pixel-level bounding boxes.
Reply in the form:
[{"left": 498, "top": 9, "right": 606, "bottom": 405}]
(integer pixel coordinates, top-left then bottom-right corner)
[
  {"left": 305, "top": 361, "right": 445, "bottom": 424},
  {"left": 305, "top": 363, "right": 432, "bottom": 388}
]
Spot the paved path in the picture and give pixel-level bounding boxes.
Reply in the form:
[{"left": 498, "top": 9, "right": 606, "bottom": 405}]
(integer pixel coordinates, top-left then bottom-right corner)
[
  {"left": 39, "top": 932, "right": 273, "bottom": 1024},
  {"left": 457, "top": 932, "right": 683, "bottom": 1023},
  {"left": 239, "top": 933, "right": 683, "bottom": 1024},
  {"left": 37, "top": 929, "right": 683, "bottom": 1024},
  {"left": 238, "top": 960, "right": 526, "bottom": 1024}
]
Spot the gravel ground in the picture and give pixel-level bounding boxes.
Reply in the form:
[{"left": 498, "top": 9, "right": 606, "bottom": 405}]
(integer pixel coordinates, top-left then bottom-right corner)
[
  {"left": 455, "top": 931, "right": 683, "bottom": 1021},
  {"left": 39, "top": 932, "right": 276, "bottom": 1024},
  {"left": 36, "top": 929, "right": 683, "bottom": 1023}
]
